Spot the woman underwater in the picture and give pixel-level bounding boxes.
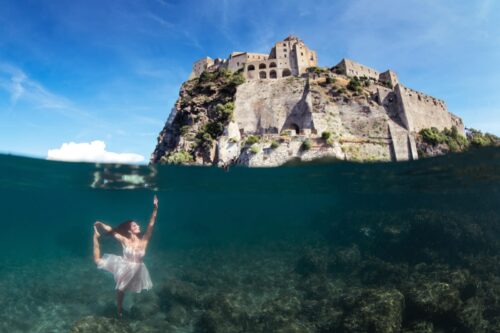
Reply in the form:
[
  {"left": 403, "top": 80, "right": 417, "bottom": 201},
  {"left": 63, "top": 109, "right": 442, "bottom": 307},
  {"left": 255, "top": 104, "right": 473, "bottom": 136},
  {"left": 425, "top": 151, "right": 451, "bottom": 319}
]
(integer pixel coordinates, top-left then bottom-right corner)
[{"left": 93, "top": 195, "right": 158, "bottom": 317}]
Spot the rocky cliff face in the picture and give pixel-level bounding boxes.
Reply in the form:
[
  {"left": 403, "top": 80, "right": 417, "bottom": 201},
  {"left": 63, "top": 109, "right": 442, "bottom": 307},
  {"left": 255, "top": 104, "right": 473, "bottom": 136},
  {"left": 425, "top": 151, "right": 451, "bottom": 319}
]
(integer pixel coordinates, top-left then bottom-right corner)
[{"left": 151, "top": 68, "right": 463, "bottom": 166}]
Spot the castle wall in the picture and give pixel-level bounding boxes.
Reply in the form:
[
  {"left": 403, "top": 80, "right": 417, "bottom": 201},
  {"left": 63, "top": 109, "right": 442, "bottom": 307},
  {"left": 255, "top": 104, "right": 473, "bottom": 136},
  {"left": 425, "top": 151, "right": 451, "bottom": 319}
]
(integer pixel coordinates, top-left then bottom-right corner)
[
  {"left": 338, "top": 59, "right": 380, "bottom": 80},
  {"left": 395, "top": 85, "right": 462, "bottom": 134}
]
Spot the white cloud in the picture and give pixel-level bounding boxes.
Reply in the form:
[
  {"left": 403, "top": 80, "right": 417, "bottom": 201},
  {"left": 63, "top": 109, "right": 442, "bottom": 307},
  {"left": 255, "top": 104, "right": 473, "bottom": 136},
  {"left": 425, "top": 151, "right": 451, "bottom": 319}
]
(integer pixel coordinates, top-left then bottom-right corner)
[{"left": 47, "top": 140, "right": 145, "bottom": 164}]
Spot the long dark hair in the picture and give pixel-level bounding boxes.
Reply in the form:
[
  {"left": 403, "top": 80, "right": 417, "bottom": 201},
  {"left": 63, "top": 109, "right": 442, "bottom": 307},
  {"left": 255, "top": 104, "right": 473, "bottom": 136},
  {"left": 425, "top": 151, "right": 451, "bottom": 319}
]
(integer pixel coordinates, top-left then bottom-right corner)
[{"left": 109, "top": 220, "right": 138, "bottom": 239}]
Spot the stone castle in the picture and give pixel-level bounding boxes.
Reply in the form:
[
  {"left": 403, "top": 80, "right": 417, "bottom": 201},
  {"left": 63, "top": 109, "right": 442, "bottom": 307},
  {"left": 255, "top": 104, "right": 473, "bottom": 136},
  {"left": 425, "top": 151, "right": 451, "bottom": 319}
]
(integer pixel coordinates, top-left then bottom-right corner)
[
  {"left": 189, "top": 35, "right": 463, "bottom": 139},
  {"left": 189, "top": 35, "right": 317, "bottom": 80},
  {"left": 154, "top": 36, "right": 465, "bottom": 165}
]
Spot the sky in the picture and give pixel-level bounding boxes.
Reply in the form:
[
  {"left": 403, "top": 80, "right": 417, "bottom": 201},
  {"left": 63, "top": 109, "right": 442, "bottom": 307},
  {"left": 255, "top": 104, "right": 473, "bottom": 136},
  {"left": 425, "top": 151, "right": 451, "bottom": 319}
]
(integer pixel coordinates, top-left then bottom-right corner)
[{"left": 0, "top": 0, "right": 499, "bottom": 163}]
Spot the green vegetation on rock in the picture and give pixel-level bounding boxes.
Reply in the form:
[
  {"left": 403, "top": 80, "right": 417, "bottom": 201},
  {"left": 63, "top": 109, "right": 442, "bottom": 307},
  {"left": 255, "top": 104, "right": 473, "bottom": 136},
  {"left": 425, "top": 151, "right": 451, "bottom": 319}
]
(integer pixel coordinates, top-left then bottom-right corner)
[
  {"left": 347, "top": 77, "right": 363, "bottom": 93},
  {"left": 245, "top": 135, "right": 260, "bottom": 146},
  {"left": 301, "top": 139, "right": 312, "bottom": 151},
  {"left": 250, "top": 144, "right": 260, "bottom": 154},
  {"left": 419, "top": 126, "right": 468, "bottom": 153},
  {"left": 214, "top": 102, "right": 234, "bottom": 123},
  {"left": 307, "top": 66, "right": 328, "bottom": 75},
  {"left": 466, "top": 128, "right": 499, "bottom": 147},
  {"left": 163, "top": 150, "right": 194, "bottom": 164},
  {"left": 321, "top": 131, "right": 332, "bottom": 140}
]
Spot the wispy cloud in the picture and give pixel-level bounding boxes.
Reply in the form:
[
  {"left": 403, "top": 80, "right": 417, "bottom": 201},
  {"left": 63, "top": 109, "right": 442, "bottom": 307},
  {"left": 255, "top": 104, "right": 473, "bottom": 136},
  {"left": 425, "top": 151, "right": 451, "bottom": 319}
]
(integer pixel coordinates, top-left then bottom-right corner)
[
  {"left": 144, "top": 12, "right": 174, "bottom": 29},
  {"left": 0, "top": 63, "right": 74, "bottom": 110}
]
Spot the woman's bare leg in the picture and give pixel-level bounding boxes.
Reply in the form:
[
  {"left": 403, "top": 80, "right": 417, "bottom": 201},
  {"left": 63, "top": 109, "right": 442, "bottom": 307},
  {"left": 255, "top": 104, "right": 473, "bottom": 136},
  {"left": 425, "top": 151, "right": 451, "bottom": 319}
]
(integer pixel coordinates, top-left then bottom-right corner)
[
  {"left": 117, "top": 290, "right": 125, "bottom": 318},
  {"left": 93, "top": 226, "right": 101, "bottom": 265}
]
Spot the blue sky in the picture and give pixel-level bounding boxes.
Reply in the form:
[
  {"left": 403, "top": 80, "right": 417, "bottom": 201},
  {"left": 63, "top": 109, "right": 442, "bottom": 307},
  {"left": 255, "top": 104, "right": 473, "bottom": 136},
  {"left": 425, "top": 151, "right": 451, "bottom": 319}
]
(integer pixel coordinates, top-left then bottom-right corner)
[{"left": 0, "top": 0, "right": 499, "bottom": 163}]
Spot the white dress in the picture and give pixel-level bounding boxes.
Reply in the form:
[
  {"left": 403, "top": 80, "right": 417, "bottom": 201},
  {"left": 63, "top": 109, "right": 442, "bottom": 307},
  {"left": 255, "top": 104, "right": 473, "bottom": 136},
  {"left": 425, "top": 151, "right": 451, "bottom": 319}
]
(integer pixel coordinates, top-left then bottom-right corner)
[{"left": 97, "top": 245, "right": 153, "bottom": 292}]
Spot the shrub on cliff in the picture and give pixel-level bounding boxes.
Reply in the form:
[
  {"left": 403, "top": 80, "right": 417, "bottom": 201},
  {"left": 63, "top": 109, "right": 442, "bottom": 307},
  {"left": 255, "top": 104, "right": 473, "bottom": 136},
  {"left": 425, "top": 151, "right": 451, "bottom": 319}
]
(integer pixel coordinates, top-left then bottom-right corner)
[
  {"left": 325, "top": 77, "right": 336, "bottom": 85},
  {"left": 270, "top": 140, "right": 280, "bottom": 149},
  {"left": 229, "top": 73, "right": 245, "bottom": 86},
  {"left": 420, "top": 127, "right": 447, "bottom": 145},
  {"left": 321, "top": 131, "right": 332, "bottom": 140},
  {"left": 347, "top": 77, "right": 363, "bottom": 93},
  {"left": 419, "top": 126, "right": 468, "bottom": 153},
  {"left": 214, "top": 102, "right": 234, "bottom": 123},
  {"left": 198, "top": 71, "right": 217, "bottom": 84},
  {"left": 250, "top": 144, "right": 260, "bottom": 154},
  {"left": 245, "top": 135, "right": 260, "bottom": 146},
  {"left": 466, "top": 128, "right": 499, "bottom": 147},
  {"left": 164, "top": 150, "right": 194, "bottom": 164},
  {"left": 302, "top": 139, "right": 312, "bottom": 151}
]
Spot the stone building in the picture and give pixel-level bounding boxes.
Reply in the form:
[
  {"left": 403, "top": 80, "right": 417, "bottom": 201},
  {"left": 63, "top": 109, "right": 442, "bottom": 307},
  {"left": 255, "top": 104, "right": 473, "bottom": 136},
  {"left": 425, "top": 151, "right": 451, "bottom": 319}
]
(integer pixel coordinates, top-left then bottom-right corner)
[{"left": 189, "top": 35, "right": 317, "bottom": 80}]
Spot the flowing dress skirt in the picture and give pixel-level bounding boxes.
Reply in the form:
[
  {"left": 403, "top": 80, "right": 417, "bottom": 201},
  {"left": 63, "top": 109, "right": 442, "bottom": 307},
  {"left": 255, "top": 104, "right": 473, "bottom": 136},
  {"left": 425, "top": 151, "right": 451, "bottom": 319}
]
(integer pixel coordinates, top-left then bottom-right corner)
[{"left": 98, "top": 254, "right": 152, "bottom": 292}]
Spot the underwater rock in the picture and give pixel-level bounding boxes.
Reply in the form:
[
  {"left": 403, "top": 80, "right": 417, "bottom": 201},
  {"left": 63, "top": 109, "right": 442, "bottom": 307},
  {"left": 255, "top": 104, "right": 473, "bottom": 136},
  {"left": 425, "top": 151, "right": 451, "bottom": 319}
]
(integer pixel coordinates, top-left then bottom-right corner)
[
  {"left": 338, "top": 288, "right": 404, "bottom": 333},
  {"left": 358, "top": 257, "right": 409, "bottom": 286},
  {"left": 331, "top": 244, "right": 362, "bottom": 268},
  {"left": 165, "top": 304, "right": 189, "bottom": 325},
  {"left": 70, "top": 316, "right": 132, "bottom": 333},
  {"left": 456, "top": 297, "right": 488, "bottom": 333},
  {"left": 295, "top": 247, "right": 330, "bottom": 276},
  {"left": 402, "top": 321, "right": 434, "bottom": 333},
  {"left": 129, "top": 292, "right": 161, "bottom": 320},
  {"left": 158, "top": 278, "right": 201, "bottom": 312},
  {"left": 406, "top": 282, "right": 462, "bottom": 319},
  {"left": 195, "top": 294, "right": 251, "bottom": 333}
]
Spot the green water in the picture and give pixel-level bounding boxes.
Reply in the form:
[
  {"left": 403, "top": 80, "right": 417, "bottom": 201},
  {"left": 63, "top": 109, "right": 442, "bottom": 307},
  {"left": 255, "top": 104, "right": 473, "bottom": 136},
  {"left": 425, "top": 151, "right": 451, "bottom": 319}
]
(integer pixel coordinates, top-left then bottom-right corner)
[{"left": 0, "top": 148, "right": 499, "bottom": 332}]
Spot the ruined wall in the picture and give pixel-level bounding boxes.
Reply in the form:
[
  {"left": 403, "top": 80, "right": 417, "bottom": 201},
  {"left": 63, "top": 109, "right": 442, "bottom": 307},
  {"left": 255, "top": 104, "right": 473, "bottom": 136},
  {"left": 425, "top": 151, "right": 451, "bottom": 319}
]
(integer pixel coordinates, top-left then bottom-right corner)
[{"left": 395, "top": 85, "right": 463, "bottom": 135}]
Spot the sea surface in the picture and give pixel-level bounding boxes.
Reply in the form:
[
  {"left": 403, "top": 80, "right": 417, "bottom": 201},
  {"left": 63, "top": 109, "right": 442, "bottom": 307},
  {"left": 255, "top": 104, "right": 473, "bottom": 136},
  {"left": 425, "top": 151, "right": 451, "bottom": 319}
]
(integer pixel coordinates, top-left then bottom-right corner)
[{"left": 0, "top": 148, "right": 499, "bottom": 333}]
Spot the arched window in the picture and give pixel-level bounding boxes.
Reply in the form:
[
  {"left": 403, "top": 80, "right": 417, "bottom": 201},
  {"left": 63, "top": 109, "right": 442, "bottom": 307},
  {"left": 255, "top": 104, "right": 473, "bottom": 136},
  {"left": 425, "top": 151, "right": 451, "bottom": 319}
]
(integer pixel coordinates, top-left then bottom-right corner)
[
  {"left": 269, "top": 62, "right": 277, "bottom": 68},
  {"left": 282, "top": 69, "right": 292, "bottom": 77},
  {"left": 269, "top": 70, "right": 277, "bottom": 79},
  {"left": 259, "top": 71, "right": 267, "bottom": 79},
  {"left": 259, "top": 63, "right": 266, "bottom": 69},
  {"left": 248, "top": 65, "right": 255, "bottom": 71}
]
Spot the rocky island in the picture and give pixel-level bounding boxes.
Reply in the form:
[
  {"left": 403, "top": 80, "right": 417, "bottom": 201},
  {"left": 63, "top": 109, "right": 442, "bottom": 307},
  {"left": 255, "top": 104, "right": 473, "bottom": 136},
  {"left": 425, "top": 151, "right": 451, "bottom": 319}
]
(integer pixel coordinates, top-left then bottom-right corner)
[{"left": 151, "top": 36, "right": 495, "bottom": 167}]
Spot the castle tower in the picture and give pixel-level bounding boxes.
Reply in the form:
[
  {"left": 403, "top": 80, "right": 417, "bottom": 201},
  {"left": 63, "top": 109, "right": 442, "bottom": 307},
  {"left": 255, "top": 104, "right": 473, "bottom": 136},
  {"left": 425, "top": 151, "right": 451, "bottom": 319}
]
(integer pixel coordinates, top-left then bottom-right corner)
[
  {"left": 269, "top": 35, "right": 317, "bottom": 77},
  {"left": 189, "top": 57, "right": 214, "bottom": 79}
]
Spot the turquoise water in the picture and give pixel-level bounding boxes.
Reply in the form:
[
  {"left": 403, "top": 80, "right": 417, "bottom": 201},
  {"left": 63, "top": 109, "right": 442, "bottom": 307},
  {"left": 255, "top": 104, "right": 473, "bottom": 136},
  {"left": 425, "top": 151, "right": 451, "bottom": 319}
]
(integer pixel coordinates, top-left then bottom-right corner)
[{"left": 0, "top": 148, "right": 499, "bottom": 332}]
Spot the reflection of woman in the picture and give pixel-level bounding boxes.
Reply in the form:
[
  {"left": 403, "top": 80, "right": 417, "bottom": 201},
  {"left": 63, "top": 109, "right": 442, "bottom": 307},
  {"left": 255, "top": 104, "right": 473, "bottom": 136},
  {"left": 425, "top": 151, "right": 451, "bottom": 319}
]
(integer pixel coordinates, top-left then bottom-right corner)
[{"left": 93, "top": 195, "right": 158, "bottom": 318}]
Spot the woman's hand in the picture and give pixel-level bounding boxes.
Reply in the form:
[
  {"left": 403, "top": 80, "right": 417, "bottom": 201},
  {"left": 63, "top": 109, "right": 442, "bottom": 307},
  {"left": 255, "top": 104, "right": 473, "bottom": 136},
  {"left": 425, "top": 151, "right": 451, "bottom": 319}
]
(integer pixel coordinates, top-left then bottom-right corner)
[
  {"left": 153, "top": 195, "right": 158, "bottom": 208},
  {"left": 94, "top": 221, "right": 111, "bottom": 232}
]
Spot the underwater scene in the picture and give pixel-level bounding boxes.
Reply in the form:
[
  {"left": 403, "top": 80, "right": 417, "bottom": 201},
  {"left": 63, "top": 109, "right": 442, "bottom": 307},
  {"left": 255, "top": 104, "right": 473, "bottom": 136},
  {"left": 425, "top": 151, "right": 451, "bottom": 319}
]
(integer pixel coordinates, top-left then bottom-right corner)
[{"left": 1, "top": 147, "right": 500, "bottom": 333}]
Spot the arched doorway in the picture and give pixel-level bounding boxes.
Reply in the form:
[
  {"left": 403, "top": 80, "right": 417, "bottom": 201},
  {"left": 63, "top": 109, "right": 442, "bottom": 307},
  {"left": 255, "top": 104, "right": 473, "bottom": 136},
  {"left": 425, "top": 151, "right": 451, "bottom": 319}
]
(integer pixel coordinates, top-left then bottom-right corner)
[
  {"left": 269, "top": 62, "right": 277, "bottom": 68},
  {"left": 247, "top": 65, "right": 255, "bottom": 71},
  {"left": 269, "top": 70, "right": 277, "bottom": 79},
  {"left": 259, "top": 71, "right": 267, "bottom": 79},
  {"left": 282, "top": 69, "right": 292, "bottom": 77},
  {"left": 287, "top": 123, "right": 300, "bottom": 135},
  {"left": 259, "top": 63, "right": 266, "bottom": 69}
]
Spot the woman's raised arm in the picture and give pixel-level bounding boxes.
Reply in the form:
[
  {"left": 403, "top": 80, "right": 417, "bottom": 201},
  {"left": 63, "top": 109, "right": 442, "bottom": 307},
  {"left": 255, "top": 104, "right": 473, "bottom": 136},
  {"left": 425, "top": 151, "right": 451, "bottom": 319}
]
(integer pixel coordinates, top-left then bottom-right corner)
[{"left": 143, "top": 195, "right": 158, "bottom": 243}]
